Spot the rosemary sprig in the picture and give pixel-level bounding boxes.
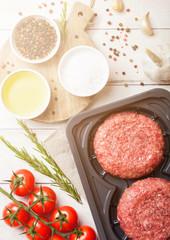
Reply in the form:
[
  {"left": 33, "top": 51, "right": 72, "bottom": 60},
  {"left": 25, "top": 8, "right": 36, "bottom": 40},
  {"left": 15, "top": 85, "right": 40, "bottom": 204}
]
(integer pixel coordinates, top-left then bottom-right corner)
[
  {"left": 60, "top": 1, "right": 67, "bottom": 41},
  {"left": 0, "top": 121, "right": 82, "bottom": 204}
]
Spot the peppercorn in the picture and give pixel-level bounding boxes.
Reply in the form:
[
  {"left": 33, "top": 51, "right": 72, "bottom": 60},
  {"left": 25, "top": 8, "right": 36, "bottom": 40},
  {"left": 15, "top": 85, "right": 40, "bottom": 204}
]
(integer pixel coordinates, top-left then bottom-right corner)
[{"left": 15, "top": 17, "right": 57, "bottom": 60}]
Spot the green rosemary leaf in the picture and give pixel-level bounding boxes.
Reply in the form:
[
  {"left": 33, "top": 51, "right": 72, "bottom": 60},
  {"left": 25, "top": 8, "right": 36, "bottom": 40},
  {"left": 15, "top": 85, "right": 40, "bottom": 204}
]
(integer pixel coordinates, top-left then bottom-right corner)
[
  {"left": 60, "top": 1, "right": 67, "bottom": 41},
  {"left": 0, "top": 121, "right": 82, "bottom": 204}
]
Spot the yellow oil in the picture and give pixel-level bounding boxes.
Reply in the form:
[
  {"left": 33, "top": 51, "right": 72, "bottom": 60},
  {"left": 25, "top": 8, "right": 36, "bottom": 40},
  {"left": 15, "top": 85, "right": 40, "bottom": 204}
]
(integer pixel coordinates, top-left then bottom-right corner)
[{"left": 2, "top": 71, "right": 49, "bottom": 117}]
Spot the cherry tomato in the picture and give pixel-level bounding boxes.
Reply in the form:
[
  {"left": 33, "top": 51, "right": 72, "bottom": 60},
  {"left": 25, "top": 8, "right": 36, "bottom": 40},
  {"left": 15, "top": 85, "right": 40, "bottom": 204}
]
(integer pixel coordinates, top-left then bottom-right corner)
[
  {"left": 10, "top": 169, "right": 35, "bottom": 196},
  {"left": 25, "top": 216, "right": 51, "bottom": 240},
  {"left": 48, "top": 234, "right": 65, "bottom": 240},
  {"left": 69, "top": 225, "right": 96, "bottom": 240},
  {"left": 29, "top": 186, "right": 57, "bottom": 215},
  {"left": 2, "top": 201, "right": 30, "bottom": 228},
  {"left": 50, "top": 206, "right": 78, "bottom": 233}
]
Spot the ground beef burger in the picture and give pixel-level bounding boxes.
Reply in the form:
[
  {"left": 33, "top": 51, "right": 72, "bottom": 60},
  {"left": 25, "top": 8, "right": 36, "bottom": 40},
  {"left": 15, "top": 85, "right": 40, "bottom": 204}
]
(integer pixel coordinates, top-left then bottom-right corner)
[
  {"left": 117, "top": 178, "right": 170, "bottom": 240},
  {"left": 93, "top": 112, "right": 165, "bottom": 178}
]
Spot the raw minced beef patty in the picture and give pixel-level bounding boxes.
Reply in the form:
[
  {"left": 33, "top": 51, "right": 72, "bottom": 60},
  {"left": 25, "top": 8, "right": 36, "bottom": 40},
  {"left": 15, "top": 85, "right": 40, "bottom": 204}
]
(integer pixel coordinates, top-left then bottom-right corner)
[
  {"left": 93, "top": 112, "right": 165, "bottom": 178},
  {"left": 117, "top": 178, "right": 170, "bottom": 240}
]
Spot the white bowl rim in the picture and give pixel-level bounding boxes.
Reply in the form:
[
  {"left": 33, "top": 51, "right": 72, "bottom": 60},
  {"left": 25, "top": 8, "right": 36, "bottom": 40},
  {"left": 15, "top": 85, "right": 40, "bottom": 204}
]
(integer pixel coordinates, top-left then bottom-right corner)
[
  {"left": 10, "top": 14, "right": 61, "bottom": 64},
  {"left": 58, "top": 45, "right": 110, "bottom": 97},
  {"left": 0, "top": 69, "right": 51, "bottom": 119}
]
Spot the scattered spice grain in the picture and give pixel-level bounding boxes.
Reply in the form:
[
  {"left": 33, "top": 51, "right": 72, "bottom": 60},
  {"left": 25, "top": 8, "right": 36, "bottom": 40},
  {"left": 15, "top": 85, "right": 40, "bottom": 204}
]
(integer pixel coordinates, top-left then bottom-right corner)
[
  {"left": 94, "top": 13, "right": 98, "bottom": 17},
  {"left": 51, "top": 2, "right": 55, "bottom": 5},
  {"left": 106, "top": 8, "right": 109, "bottom": 12},
  {"left": 105, "top": 32, "right": 108, "bottom": 35},
  {"left": 42, "top": 3, "right": 47, "bottom": 7},
  {"left": 109, "top": 13, "right": 113, "bottom": 16},
  {"left": 107, "top": 21, "right": 112, "bottom": 25},
  {"left": 49, "top": 9, "right": 53, "bottom": 14},
  {"left": 117, "top": 27, "right": 120, "bottom": 31},
  {"left": 122, "top": 72, "right": 126, "bottom": 75},
  {"left": 140, "top": 82, "right": 144, "bottom": 86},
  {"left": 102, "top": 43, "right": 106, "bottom": 46},
  {"left": 1, "top": 64, "right": 6, "bottom": 69},
  {"left": 113, "top": 57, "right": 117, "bottom": 61},
  {"left": 123, "top": 53, "right": 126, "bottom": 56},
  {"left": 75, "top": 35, "right": 79, "bottom": 38},
  {"left": 132, "top": 45, "right": 138, "bottom": 51},
  {"left": 129, "top": 58, "right": 133, "bottom": 62},
  {"left": 109, "top": 48, "right": 113, "bottom": 51},
  {"left": 135, "top": 17, "right": 138, "bottom": 21},
  {"left": 126, "top": 9, "right": 130, "bottom": 12},
  {"left": 119, "top": 23, "right": 123, "bottom": 27},
  {"left": 124, "top": 83, "right": 128, "bottom": 87},
  {"left": 38, "top": 5, "right": 42, "bottom": 9},
  {"left": 125, "top": 28, "right": 130, "bottom": 33},
  {"left": 134, "top": 65, "right": 138, "bottom": 68},
  {"left": 121, "top": 27, "right": 124, "bottom": 31},
  {"left": 116, "top": 36, "right": 119, "bottom": 39},
  {"left": 108, "top": 55, "right": 112, "bottom": 58}
]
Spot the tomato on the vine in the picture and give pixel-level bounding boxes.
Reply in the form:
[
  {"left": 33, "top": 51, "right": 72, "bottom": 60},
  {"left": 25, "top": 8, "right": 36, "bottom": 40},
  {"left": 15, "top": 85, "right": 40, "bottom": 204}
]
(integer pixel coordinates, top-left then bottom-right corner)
[
  {"left": 2, "top": 201, "right": 30, "bottom": 228},
  {"left": 50, "top": 206, "right": 78, "bottom": 233},
  {"left": 48, "top": 234, "right": 65, "bottom": 240},
  {"left": 69, "top": 225, "right": 96, "bottom": 240},
  {"left": 25, "top": 216, "right": 51, "bottom": 240},
  {"left": 29, "top": 186, "right": 57, "bottom": 215},
  {"left": 9, "top": 169, "right": 35, "bottom": 196}
]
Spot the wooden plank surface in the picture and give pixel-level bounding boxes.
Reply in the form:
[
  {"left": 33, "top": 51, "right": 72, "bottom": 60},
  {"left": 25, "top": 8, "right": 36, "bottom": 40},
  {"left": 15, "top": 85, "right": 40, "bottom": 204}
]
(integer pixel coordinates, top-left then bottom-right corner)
[
  {"left": 0, "top": 0, "right": 170, "bottom": 239},
  {"left": 0, "top": 2, "right": 96, "bottom": 123}
]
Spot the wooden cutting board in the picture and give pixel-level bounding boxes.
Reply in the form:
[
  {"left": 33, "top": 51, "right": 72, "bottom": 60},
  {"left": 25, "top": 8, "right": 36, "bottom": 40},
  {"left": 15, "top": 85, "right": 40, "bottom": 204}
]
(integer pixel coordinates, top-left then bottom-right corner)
[{"left": 0, "top": 2, "right": 95, "bottom": 122}]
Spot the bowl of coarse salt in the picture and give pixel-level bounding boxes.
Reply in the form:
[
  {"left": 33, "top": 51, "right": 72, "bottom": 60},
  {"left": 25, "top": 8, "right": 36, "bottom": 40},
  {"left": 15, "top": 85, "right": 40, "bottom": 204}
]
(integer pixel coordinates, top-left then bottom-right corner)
[{"left": 58, "top": 46, "right": 109, "bottom": 97}]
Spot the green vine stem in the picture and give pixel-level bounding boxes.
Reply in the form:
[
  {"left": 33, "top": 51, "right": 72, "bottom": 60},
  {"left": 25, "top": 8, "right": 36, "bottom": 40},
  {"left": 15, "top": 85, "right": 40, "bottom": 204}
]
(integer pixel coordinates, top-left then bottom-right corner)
[
  {"left": 0, "top": 186, "right": 82, "bottom": 239},
  {"left": 0, "top": 120, "right": 82, "bottom": 204}
]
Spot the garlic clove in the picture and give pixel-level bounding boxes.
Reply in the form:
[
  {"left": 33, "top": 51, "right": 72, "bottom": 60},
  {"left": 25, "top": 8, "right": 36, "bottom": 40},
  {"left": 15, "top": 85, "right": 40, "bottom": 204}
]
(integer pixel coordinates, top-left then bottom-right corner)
[
  {"left": 140, "top": 12, "right": 153, "bottom": 36},
  {"left": 112, "top": 0, "right": 123, "bottom": 12},
  {"left": 146, "top": 49, "right": 162, "bottom": 67}
]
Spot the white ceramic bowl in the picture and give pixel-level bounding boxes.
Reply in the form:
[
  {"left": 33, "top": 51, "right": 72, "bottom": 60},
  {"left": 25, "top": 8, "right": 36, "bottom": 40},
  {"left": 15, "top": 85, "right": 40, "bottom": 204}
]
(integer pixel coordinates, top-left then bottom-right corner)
[
  {"left": 10, "top": 15, "right": 61, "bottom": 64},
  {"left": 58, "top": 46, "right": 110, "bottom": 97},
  {"left": 0, "top": 69, "right": 51, "bottom": 119}
]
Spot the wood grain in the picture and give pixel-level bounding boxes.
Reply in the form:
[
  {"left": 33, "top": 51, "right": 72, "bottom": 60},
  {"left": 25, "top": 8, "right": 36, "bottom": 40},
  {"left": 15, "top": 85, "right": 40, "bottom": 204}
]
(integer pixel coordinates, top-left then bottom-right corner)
[{"left": 0, "top": 2, "right": 96, "bottom": 122}]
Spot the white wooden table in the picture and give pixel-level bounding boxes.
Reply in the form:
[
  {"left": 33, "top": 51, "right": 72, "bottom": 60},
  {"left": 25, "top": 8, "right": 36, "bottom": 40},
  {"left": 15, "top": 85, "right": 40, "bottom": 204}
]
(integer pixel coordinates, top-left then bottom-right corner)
[{"left": 0, "top": 0, "right": 169, "bottom": 239}]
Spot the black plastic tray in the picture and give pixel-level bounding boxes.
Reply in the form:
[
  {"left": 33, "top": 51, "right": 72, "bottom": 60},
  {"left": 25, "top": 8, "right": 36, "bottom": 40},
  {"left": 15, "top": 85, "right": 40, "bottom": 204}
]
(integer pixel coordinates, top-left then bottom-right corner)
[{"left": 66, "top": 88, "right": 170, "bottom": 240}]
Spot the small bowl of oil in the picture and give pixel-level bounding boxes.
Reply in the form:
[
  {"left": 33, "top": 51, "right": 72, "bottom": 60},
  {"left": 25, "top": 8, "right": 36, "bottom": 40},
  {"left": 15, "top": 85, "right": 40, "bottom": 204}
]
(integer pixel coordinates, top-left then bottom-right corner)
[{"left": 0, "top": 69, "right": 51, "bottom": 119}]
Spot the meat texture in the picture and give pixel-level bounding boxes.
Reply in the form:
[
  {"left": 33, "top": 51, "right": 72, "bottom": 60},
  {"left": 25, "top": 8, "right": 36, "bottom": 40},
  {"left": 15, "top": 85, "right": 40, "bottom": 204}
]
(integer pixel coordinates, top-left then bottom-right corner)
[
  {"left": 93, "top": 112, "right": 165, "bottom": 178},
  {"left": 117, "top": 178, "right": 170, "bottom": 240}
]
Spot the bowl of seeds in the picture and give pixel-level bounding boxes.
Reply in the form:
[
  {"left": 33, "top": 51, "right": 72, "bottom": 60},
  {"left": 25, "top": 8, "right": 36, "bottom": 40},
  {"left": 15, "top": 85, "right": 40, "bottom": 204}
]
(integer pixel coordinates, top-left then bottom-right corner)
[{"left": 10, "top": 15, "right": 61, "bottom": 63}]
